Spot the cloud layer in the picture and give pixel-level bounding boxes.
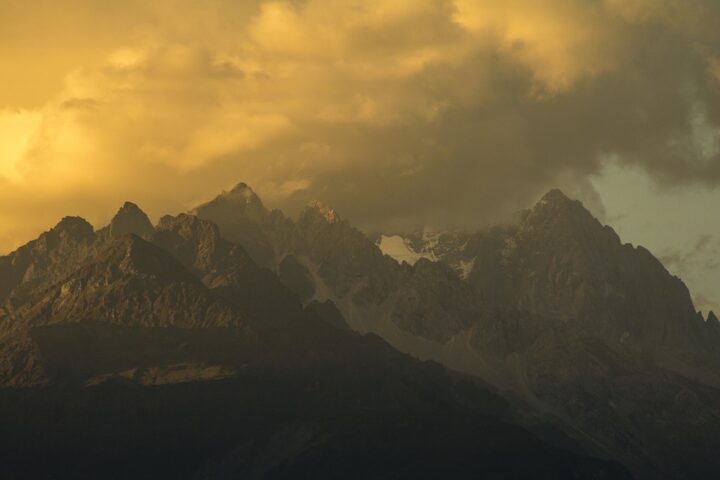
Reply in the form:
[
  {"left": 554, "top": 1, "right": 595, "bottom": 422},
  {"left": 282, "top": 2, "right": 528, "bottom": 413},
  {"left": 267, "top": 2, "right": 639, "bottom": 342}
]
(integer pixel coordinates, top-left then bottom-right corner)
[{"left": 2, "top": 0, "right": 720, "bottom": 249}]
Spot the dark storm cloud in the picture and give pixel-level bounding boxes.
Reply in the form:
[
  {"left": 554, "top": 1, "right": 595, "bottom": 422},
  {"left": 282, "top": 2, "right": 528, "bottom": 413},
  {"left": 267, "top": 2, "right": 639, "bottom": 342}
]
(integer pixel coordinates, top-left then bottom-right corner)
[{"left": 1, "top": 0, "right": 720, "bottom": 249}]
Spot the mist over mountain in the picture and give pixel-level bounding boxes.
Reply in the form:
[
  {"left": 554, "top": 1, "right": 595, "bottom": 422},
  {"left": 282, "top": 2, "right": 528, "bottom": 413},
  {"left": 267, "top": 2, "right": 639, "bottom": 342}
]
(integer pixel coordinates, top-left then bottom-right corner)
[{"left": 0, "top": 182, "right": 718, "bottom": 478}]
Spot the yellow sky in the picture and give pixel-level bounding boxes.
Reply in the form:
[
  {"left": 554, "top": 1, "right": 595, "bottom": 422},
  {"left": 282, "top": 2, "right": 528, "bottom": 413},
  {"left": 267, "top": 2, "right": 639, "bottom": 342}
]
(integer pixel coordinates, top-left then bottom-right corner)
[{"left": 1, "top": 0, "right": 720, "bottom": 309}]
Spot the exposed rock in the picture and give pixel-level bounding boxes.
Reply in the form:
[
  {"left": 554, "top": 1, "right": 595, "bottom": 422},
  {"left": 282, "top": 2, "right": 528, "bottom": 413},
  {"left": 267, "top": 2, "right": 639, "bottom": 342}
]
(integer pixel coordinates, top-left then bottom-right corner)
[
  {"left": 464, "top": 188, "right": 711, "bottom": 352},
  {"left": 151, "top": 213, "right": 256, "bottom": 285},
  {"left": 390, "top": 259, "right": 481, "bottom": 343},
  {"left": 297, "top": 201, "right": 398, "bottom": 304},
  {"left": 192, "top": 182, "right": 296, "bottom": 267},
  {"left": 106, "top": 201, "right": 155, "bottom": 238},
  {"left": 707, "top": 311, "right": 720, "bottom": 344},
  {"left": 0, "top": 216, "right": 99, "bottom": 309},
  {"left": 9, "top": 235, "right": 236, "bottom": 331}
]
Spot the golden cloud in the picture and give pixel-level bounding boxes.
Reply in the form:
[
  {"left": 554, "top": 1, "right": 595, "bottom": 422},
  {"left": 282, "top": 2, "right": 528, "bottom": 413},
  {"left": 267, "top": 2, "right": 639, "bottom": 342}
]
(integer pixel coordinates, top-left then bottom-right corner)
[{"left": 1, "top": 0, "right": 720, "bottom": 252}]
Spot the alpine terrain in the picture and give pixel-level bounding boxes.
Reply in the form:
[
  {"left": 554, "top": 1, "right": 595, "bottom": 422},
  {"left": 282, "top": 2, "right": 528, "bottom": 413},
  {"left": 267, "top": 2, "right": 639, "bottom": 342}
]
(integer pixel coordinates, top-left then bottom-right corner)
[{"left": 0, "top": 182, "right": 717, "bottom": 479}]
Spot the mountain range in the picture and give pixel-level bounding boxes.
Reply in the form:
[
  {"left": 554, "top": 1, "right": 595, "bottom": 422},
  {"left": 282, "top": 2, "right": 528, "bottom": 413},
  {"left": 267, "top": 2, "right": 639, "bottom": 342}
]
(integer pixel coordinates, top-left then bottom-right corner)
[{"left": 0, "top": 182, "right": 718, "bottom": 479}]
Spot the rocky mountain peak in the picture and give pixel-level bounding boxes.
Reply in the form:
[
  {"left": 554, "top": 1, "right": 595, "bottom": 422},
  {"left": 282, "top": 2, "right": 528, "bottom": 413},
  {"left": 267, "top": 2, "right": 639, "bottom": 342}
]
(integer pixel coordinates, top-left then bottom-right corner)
[
  {"left": 0, "top": 216, "right": 98, "bottom": 307},
  {"left": 191, "top": 182, "right": 268, "bottom": 224},
  {"left": 303, "top": 200, "right": 340, "bottom": 224},
  {"left": 108, "top": 201, "right": 154, "bottom": 238},
  {"left": 708, "top": 311, "right": 719, "bottom": 324},
  {"left": 52, "top": 216, "right": 95, "bottom": 240},
  {"left": 190, "top": 183, "right": 278, "bottom": 266},
  {"left": 230, "top": 181, "right": 258, "bottom": 196},
  {"left": 528, "top": 188, "right": 594, "bottom": 223},
  {"left": 481, "top": 189, "right": 705, "bottom": 350},
  {"left": 539, "top": 188, "right": 571, "bottom": 204},
  {"left": 222, "top": 182, "right": 264, "bottom": 207},
  {"left": 516, "top": 188, "right": 620, "bottom": 250},
  {"left": 157, "top": 214, "right": 176, "bottom": 228}
]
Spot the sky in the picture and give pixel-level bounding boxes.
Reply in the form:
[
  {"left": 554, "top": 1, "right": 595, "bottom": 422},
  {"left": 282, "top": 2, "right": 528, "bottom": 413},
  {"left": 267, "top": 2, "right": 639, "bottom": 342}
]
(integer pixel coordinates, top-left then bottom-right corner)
[{"left": 1, "top": 0, "right": 719, "bottom": 311}]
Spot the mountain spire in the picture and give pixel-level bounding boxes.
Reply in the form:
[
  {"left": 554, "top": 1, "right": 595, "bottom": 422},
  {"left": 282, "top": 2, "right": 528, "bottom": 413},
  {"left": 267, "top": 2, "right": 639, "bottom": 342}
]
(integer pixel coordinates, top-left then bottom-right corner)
[
  {"left": 108, "top": 201, "right": 154, "bottom": 238},
  {"left": 51, "top": 216, "right": 95, "bottom": 240}
]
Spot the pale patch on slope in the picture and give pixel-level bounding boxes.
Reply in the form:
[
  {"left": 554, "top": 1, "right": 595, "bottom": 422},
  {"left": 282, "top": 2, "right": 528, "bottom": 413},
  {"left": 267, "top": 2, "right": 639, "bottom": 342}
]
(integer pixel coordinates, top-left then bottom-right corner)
[
  {"left": 455, "top": 258, "right": 476, "bottom": 280},
  {"left": 377, "top": 235, "right": 432, "bottom": 265}
]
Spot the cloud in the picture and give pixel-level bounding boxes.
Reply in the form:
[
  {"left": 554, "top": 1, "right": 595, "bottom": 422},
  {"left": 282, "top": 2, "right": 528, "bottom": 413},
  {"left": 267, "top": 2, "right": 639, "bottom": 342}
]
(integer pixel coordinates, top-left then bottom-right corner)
[
  {"left": 1, "top": 0, "right": 720, "bottom": 251},
  {"left": 659, "top": 234, "right": 720, "bottom": 314},
  {"left": 660, "top": 235, "right": 719, "bottom": 275},
  {"left": 692, "top": 294, "right": 720, "bottom": 317}
]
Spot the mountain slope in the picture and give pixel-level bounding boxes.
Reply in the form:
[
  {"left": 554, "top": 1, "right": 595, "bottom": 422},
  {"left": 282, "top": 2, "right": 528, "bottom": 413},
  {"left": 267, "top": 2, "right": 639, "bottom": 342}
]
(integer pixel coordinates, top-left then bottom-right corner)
[
  {"left": 192, "top": 183, "right": 296, "bottom": 267},
  {"left": 0, "top": 234, "right": 253, "bottom": 387},
  {"left": 102, "top": 201, "right": 155, "bottom": 238},
  {"left": 0, "top": 216, "right": 99, "bottom": 311},
  {"left": 464, "top": 189, "right": 713, "bottom": 352},
  {"left": 0, "top": 207, "right": 631, "bottom": 479},
  {"left": 189, "top": 182, "right": 720, "bottom": 478}
]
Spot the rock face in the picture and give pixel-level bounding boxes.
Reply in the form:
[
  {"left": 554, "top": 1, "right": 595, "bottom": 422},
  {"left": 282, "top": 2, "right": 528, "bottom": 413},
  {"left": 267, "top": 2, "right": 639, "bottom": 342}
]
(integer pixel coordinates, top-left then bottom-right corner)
[
  {"left": 377, "top": 189, "right": 713, "bottom": 352},
  {"left": 0, "top": 202, "right": 155, "bottom": 313},
  {"left": 296, "top": 200, "right": 399, "bottom": 304},
  {"left": 106, "top": 201, "right": 155, "bottom": 238},
  {"left": 708, "top": 311, "right": 720, "bottom": 345},
  {"left": 0, "top": 216, "right": 99, "bottom": 310},
  {"left": 461, "top": 189, "right": 714, "bottom": 352},
  {"left": 192, "top": 183, "right": 296, "bottom": 267},
  {"left": 390, "top": 259, "right": 480, "bottom": 342},
  {"left": 151, "top": 213, "right": 256, "bottom": 285},
  {"left": 0, "top": 234, "right": 246, "bottom": 388},
  {"left": 13, "top": 235, "right": 234, "bottom": 330}
]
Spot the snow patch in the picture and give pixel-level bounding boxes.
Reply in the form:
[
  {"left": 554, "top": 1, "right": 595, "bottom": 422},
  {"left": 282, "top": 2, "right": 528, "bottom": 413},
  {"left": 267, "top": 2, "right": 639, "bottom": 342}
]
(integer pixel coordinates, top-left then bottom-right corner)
[{"left": 377, "top": 235, "right": 426, "bottom": 265}]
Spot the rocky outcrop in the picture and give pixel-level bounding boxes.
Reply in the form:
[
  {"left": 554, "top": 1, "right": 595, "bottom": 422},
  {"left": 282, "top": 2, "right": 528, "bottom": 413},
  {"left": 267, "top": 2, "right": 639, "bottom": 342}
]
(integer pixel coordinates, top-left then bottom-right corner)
[
  {"left": 151, "top": 213, "right": 256, "bottom": 286},
  {"left": 192, "top": 183, "right": 296, "bottom": 267},
  {"left": 707, "top": 311, "right": 720, "bottom": 345},
  {"left": 462, "top": 189, "right": 713, "bottom": 352},
  {"left": 390, "top": 259, "right": 481, "bottom": 342},
  {"left": 0, "top": 216, "right": 99, "bottom": 310},
  {"left": 0, "top": 234, "right": 256, "bottom": 388},
  {"left": 105, "top": 201, "right": 155, "bottom": 238},
  {"left": 296, "top": 200, "right": 398, "bottom": 304},
  {"left": 9, "top": 235, "right": 238, "bottom": 331}
]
